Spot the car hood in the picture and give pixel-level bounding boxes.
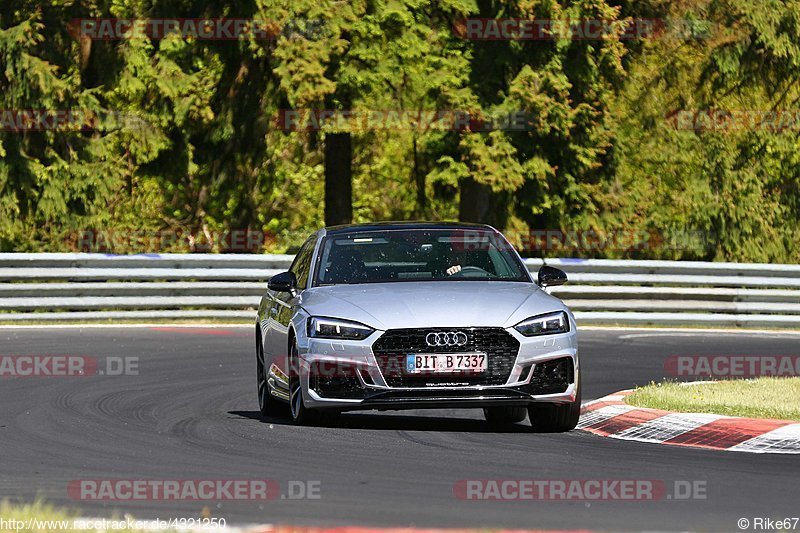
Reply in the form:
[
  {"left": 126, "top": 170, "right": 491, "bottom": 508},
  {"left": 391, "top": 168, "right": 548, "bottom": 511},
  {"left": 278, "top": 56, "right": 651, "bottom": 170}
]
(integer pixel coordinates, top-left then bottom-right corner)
[{"left": 298, "top": 281, "right": 568, "bottom": 330}]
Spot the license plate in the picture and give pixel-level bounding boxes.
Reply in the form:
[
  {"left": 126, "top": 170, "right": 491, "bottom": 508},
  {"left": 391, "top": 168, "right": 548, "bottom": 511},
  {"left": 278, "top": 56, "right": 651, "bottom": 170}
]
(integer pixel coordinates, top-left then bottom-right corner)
[{"left": 405, "top": 353, "right": 487, "bottom": 374}]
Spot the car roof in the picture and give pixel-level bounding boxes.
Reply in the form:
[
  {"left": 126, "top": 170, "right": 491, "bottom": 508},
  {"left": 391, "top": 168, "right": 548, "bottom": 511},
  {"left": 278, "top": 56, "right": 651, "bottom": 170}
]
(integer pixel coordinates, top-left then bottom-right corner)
[{"left": 324, "top": 221, "right": 496, "bottom": 235}]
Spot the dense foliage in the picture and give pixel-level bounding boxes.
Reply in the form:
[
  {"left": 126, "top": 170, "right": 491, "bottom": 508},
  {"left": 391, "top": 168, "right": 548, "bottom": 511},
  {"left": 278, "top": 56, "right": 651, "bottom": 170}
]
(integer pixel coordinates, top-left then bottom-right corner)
[{"left": 1, "top": 0, "right": 798, "bottom": 260}]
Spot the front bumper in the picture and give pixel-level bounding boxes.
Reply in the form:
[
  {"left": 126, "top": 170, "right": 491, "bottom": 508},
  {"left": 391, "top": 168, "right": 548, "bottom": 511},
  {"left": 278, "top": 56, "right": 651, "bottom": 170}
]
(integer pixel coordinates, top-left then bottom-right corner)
[
  {"left": 276, "top": 326, "right": 579, "bottom": 412},
  {"left": 307, "top": 381, "right": 579, "bottom": 412}
]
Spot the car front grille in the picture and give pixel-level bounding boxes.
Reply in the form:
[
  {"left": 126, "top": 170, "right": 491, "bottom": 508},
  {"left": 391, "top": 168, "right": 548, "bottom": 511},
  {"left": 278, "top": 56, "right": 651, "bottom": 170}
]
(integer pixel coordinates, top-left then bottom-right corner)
[{"left": 371, "top": 328, "right": 520, "bottom": 387}]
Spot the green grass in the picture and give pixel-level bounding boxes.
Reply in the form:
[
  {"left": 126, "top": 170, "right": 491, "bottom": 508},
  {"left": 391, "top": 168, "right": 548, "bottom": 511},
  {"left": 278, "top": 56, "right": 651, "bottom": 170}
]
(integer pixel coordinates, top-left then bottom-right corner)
[
  {"left": 626, "top": 377, "right": 800, "bottom": 421},
  {"left": 0, "top": 500, "right": 210, "bottom": 533},
  {"left": 0, "top": 500, "right": 79, "bottom": 533}
]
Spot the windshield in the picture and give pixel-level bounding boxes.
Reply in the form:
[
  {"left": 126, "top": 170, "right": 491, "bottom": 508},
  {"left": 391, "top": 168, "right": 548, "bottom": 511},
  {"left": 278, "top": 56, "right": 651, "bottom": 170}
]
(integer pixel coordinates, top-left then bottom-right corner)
[{"left": 313, "top": 228, "right": 530, "bottom": 286}]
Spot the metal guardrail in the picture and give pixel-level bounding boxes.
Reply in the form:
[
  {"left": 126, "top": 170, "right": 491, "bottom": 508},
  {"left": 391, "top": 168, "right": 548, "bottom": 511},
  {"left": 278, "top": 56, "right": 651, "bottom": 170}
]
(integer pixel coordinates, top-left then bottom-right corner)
[{"left": 0, "top": 253, "right": 798, "bottom": 328}]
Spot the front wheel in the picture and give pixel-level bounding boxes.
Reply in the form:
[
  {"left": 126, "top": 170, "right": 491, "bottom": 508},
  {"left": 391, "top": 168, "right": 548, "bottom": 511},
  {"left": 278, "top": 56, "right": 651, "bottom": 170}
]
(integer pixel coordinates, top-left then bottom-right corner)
[
  {"left": 256, "top": 332, "right": 285, "bottom": 418},
  {"left": 288, "top": 341, "right": 321, "bottom": 426},
  {"left": 528, "top": 375, "right": 582, "bottom": 433}
]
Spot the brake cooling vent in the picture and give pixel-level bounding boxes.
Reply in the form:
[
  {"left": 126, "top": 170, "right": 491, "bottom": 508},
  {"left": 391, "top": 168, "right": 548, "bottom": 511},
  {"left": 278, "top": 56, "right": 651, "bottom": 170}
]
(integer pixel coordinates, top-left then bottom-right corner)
[{"left": 528, "top": 357, "right": 574, "bottom": 394}]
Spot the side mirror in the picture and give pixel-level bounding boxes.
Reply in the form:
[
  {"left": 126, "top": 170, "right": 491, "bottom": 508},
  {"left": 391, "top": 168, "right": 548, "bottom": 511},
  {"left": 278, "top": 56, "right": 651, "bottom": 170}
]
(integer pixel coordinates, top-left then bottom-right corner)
[
  {"left": 268, "top": 271, "right": 297, "bottom": 293},
  {"left": 537, "top": 265, "right": 567, "bottom": 288}
]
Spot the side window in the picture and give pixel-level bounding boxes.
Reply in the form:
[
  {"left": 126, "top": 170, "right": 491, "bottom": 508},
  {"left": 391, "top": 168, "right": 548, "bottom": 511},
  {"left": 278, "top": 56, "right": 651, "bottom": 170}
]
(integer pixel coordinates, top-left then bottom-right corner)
[{"left": 290, "top": 236, "right": 317, "bottom": 290}]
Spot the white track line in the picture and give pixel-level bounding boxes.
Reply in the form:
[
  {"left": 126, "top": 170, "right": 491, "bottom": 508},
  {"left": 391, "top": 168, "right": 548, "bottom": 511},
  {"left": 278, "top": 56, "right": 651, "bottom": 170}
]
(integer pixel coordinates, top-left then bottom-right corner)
[
  {"left": 576, "top": 404, "right": 638, "bottom": 429},
  {"left": 612, "top": 413, "right": 725, "bottom": 443},
  {"left": 729, "top": 423, "right": 800, "bottom": 454}
]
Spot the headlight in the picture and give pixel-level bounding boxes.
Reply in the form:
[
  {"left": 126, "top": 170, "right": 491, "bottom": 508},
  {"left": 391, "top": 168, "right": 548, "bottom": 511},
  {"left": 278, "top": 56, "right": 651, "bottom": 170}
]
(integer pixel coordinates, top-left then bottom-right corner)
[
  {"left": 307, "top": 317, "right": 375, "bottom": 340},
  {"left": 514, "top": 311, "right": 570, "bottom": 337}
]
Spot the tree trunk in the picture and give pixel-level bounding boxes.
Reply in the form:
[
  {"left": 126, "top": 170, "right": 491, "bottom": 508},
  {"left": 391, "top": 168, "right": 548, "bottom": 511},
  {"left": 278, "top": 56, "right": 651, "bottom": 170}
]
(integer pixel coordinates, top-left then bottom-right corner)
[
  {"left": 459, "top": 177, "right": 508, "bottom": 228},
  {"left": 324, "top": 132, "right": 353, "bottom": 226},
  {"left": 412, "top": 136, "right": 426, "bottom": 218},
  {"left": 459, "top": 177, "right": 491, "bottom": 223}
]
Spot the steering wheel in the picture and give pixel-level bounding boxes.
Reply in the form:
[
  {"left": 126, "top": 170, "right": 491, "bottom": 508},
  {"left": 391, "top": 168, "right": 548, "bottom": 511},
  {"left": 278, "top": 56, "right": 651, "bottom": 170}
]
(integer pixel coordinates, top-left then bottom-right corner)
[{"left": 449, "top": 265, "right": 491, "bottom": 277}]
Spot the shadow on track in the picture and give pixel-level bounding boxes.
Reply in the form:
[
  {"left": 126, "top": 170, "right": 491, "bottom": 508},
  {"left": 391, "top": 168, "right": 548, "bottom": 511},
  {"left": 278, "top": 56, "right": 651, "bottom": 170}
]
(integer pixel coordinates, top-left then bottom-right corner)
[{"left": 228, "top": 410, "right": 534, "bottom": 433}]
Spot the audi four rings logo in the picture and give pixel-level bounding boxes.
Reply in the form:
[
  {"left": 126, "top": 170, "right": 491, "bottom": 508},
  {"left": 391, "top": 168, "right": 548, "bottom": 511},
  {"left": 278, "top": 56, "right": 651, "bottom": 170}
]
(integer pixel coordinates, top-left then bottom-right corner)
[{"left": 426, "top": 331, "right": 469, "bottom": 347}]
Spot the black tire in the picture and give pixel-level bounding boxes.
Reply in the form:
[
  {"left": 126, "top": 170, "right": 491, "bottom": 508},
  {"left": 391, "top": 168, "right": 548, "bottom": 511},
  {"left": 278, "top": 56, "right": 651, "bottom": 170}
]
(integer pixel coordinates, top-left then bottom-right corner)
[
  {"left": 528, "top": 375, "right": 582, "bottom": 433},
  {"left": 288, "top": 340, "right": 320, "bottom": 426},
  {"left": 483, "top": 406, "right": 528, "bottom": 424},
  {"left": 256, "top": 331, "right": 285, "bottom": 418}
]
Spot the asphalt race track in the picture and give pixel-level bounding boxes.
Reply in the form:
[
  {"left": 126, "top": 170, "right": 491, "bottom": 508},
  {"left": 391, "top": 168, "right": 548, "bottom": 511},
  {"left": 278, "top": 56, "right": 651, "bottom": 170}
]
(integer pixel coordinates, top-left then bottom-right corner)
[{"left": 1, "top": 326, "right": 798, "bottom": 531}]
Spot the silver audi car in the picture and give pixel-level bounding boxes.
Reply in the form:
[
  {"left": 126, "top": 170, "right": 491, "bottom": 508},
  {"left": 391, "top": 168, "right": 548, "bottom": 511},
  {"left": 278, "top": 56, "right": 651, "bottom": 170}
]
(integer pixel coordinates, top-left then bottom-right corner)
[{"left": 255, "top": 222, "right": 580, "bottom": 431}]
